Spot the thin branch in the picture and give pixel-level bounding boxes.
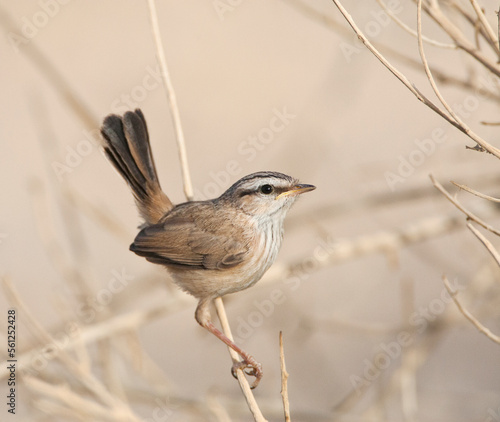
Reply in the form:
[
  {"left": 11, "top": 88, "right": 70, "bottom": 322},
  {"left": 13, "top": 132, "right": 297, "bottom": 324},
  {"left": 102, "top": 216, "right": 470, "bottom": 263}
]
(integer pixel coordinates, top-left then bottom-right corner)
[
  {"left": 214, "top": 298, "right": 268, "bottom": 422},
  {"left": 330, "top": 0, "right": 500, "bottom": 158},
  {"left": 289, "top": 1, "right": 500, "bottom": 102},
  {"left": 443, "top": 276, "right": 500, "bottom": 344},
  {"left": 448, "top": 1, "right": 499, "bottom": 55},
  {"left": 377, "top": 0, "right": 456, "bottom": 49},
  {"left": 279, "top": 332, "right": 291, "bottom": 422},
  {"left": 451, "top": 181, "right": 500, "bottom": 203},
  {"left": 146, "top": 0, "right": 194, "bottom": 201},
  {"left": 417, "top": 0, "right": 462, "bottom": 125},
  {"left": 466, "top": 222, "right": 500, "bottom": 268},
  {"left": 416, "top": 0, "right": 500, "bottom": 159},
  {"left": 426, "top": 2, "right": 500, "bottom": 77},
  {"left": 430, "top": 174, "right": 500, "bottom": 236},
  {"left": 468, "top": 0, "right": 499, "bottom": 54}
]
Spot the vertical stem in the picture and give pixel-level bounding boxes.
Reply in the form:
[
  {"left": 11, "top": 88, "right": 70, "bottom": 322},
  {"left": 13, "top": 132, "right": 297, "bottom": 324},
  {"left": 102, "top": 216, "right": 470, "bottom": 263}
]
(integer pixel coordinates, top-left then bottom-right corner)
[
  {"left": 214, "top": 297, "right": 268, "bottom": 422},
  {"left": 279, "top": 331, "right": 291, "bottom": 422},
  {"left": 146, "top": 0, "right": 194, "bottom": 201}
]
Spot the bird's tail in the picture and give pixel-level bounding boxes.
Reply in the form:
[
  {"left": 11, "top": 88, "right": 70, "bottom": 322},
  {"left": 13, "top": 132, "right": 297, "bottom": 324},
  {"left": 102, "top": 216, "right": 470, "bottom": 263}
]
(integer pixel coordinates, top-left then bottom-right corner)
[{"left": 100, "top": 109, "right": 173, "bottom": 225}]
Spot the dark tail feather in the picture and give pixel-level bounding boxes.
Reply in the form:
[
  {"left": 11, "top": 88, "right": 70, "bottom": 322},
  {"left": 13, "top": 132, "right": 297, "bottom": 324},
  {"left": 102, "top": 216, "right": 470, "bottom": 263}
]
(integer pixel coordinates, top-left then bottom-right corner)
[{"left": 100, "top": 109, "right": 173, "bottom": 225}]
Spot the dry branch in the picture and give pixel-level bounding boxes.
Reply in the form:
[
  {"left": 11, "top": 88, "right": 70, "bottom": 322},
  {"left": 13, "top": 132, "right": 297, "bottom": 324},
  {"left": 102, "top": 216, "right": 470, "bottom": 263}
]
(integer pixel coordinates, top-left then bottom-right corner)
[
  {"left": 443, "top": 276, "right": 500, "bottom": 344},
  {"left": 331, "top": 0, "right": 500, "bottom": 158},
  {"left": 214, "top": 298, "right": 268, "bottom": 422},
  {"left": 279, "top": 332, "right": 291, "bottom": 422},
  {"left": 430, "top": 174, "right": 500, "bottom": 236}
]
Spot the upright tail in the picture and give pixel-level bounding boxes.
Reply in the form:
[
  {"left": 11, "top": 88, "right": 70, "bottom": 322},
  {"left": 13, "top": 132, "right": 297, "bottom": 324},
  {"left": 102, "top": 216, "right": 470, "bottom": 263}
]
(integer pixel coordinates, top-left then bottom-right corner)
[{"left": 100, "top": 109, "right": 173, "bottom": 225}]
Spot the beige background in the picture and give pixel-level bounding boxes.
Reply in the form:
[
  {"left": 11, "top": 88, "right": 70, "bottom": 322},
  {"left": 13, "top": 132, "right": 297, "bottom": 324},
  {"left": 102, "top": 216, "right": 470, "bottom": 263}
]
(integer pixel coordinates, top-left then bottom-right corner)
[{"left": 1, "top": 1, "right": 500, "bottom": 420}]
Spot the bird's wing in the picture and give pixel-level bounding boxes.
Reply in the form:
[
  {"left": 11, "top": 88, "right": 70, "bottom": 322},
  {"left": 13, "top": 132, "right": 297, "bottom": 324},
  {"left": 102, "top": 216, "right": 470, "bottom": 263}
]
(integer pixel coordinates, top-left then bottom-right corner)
[{"left": 130, "top": 204, "right": 251, "bottom": 270}]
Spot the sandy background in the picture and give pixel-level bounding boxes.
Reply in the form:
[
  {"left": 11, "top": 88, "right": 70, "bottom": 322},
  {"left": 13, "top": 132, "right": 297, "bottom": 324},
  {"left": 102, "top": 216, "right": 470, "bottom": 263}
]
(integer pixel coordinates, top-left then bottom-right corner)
[{"left": 1, "top": 1, "right": 500, "bottom": 420}]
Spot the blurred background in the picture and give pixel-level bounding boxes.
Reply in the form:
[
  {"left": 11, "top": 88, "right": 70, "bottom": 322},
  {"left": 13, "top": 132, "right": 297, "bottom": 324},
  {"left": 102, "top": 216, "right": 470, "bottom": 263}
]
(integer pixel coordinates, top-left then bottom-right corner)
[{"left": 1, "top": 0, "right": 500, "bottom": 420}]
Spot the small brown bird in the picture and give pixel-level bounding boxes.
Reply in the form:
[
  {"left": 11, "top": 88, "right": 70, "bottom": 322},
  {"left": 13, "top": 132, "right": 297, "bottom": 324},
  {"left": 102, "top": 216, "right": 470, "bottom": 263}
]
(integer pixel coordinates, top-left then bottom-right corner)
[{"left": 100, "top": 109, "right": 315, "bottom": 388}]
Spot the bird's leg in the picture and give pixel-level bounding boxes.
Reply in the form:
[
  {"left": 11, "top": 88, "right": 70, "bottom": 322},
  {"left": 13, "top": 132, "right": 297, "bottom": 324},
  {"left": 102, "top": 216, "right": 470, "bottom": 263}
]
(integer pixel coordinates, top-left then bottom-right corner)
[{"left": 195, "top": 298, "right": 263, "bottom": 389}]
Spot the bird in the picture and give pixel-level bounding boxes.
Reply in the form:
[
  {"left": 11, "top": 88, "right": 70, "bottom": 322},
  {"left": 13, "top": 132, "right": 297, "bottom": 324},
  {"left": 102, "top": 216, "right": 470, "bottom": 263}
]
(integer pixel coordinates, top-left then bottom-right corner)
[{"left": 100, "top": 109, "right": 315, "bottom": 388}]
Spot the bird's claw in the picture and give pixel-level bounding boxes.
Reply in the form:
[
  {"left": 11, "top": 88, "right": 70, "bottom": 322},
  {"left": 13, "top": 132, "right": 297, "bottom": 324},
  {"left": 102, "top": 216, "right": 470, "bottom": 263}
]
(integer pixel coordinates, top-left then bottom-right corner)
[{"left": 231, "top": 360, "right": 263, "bottom": 389}]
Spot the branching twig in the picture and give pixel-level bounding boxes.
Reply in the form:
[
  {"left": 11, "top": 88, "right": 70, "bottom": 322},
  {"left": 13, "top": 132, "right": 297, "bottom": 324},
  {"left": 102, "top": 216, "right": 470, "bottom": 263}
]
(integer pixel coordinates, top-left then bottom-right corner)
[
  {"left": 331, "top": 0, "right": 500, "bottom": 158},
  {"left": 330, "top": 0, "right": 465, "bottom": 134},
  {"left": 466, "top": 222, "right": 500, "bottom": 269},
  {"left": 443, "top": 276, "right": 500, "bottom": 344},
  {"left": 430, "top": 174, "right": 500, "bottom": 236},
  {"left": 416, "top": 0, "right": 500, "bottom": 159},
  {"left": 423, "top": 2, "right": 500, "bottom": 77},
  {"left": 451, "top": 181, "right": 500, "bottom": 203},
  {"left": 377, "top": 0, "right": 456, "bottom": 49},
  {"left": 468, "top": 0, "right": 499, "bottom": 55}
]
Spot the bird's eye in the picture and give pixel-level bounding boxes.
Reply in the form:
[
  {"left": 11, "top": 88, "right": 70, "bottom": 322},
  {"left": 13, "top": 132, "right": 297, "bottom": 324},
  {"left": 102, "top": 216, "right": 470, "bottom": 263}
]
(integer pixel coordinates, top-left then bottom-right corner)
[{"left": 260, "top": 184, "right": 274, "bottom": 195}]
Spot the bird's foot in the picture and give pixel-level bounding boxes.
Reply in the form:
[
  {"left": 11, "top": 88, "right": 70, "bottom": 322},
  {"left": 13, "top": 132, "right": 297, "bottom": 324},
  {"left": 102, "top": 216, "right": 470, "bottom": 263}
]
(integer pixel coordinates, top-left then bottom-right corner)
[{"left": 231, "top": 358, "right": 263, "bottom": 389}]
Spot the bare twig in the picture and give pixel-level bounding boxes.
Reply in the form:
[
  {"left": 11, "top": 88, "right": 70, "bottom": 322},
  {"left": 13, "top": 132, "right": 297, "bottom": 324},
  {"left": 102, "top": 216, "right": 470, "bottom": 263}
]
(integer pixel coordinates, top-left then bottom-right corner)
[
  {"left": 468, "top": 0, "right": 499, "bottom": 55},
  {"left": 214, "top": 298, "right": 268, "bottom": 422},
  {"left": 377, "top": 0, "right": 456, "bottom": 49},
  {"left": 291, "top": 0, "right": 500, "bottom": 102},
  {"left": 466, "top": 222, "right": 500, "bottom": 268},
  {"left": 331, "top": 0, "right": 500, "bottom": 158},
  {"left": 430, "top": 174, "right": 500, "bottom": 236},
  {"left": 423, "top": 2, "right": 500, "bottom": 77},
  {"left": 146, "top": 0, "right": 193, "bottom": 201},
  {"left": 279, "top": 332, "right": 291, "bottom": 422},
  {"left": 448, "top": 1, "right": 499, "bottom": 54},
  {"left": 416, "top": 0, "right": 500, "bottom": 159},
  {"left": 451, "top": 181, "right": 500, "bottom": 203},
  {"left": 330, "top": 0, "right": 464, "bottom": 134},
  {"left": 443, "top": 276, "right": 500, "bottom": 344},
  {"left": 417, "top": 1, "right": 463, "bottom": 126}
]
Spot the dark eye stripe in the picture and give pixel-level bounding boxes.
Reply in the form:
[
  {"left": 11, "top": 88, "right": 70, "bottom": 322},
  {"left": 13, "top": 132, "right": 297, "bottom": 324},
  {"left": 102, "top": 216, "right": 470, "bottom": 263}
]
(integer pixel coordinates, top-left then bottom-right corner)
[{"left": 239, "top": 189, "right": 254, "bottom": 197}]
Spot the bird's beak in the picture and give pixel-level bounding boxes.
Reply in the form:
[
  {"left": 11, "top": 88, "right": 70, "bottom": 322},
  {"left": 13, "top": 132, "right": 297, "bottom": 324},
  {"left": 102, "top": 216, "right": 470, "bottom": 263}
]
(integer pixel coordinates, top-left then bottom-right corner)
[{"left": 276, "top": 184, "right": 316, "bottom": 200}]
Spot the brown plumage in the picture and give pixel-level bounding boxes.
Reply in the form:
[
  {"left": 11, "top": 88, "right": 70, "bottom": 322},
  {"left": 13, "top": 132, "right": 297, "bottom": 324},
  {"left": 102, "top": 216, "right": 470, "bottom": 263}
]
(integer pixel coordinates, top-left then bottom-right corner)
[{"left": 100, "top": 109, "right": 315, "bottom": 388}]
